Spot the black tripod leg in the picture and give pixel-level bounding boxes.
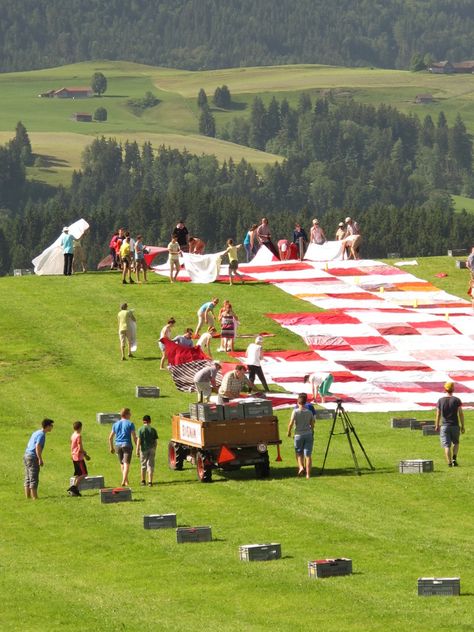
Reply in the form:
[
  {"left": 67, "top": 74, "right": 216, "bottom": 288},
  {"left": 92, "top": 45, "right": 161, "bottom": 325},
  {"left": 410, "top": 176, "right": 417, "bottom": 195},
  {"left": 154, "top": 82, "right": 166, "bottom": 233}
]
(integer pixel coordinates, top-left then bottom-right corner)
[
  {"left": 342, "top": 416, "right": 361, "bottom": 475},
  {"left": 321, "top": 410, "right": 338, "bottom": 474}
]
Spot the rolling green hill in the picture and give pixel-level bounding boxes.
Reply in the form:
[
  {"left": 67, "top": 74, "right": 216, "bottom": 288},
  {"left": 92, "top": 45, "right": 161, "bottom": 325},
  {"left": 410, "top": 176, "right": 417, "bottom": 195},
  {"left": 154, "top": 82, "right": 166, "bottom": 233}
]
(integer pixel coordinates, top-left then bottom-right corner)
[
  {"left": 3, "top": 60, "right": 474, "bottom": 187},
  {"left": 1, "top": 258, "right": 473, "bottom": 631}
]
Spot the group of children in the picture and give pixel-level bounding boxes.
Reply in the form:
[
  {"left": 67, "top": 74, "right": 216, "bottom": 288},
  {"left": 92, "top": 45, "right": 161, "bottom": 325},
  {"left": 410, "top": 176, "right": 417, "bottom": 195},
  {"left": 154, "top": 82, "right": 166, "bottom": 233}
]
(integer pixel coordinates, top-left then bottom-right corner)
[
  {"left": 23, "top": 411, "right": 159, "bottom": 499},
  {"left": 109, "top": 228, "right": 149, "bottom": 284}
]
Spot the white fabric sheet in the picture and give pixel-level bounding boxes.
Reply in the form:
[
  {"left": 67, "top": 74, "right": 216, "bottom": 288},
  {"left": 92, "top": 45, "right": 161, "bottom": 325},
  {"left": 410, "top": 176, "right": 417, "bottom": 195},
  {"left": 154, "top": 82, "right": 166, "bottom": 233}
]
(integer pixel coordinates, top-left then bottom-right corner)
[
  {"left": 32, "top": 219, "right": 89, "bottom": 275},
  {"left": 304, "top": 241, "right": 345, "bottom": 261}
]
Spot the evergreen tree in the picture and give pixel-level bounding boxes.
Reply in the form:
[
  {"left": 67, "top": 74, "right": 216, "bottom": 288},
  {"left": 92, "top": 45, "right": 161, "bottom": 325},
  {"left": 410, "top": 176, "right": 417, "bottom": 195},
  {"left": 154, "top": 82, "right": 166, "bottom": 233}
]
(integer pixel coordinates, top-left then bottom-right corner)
[
  {"left": 11, "top": 121, "right": 33, "bottom": 166},
  {"left": 249, "top": 97, "right": 268, "bottom": 150},
  {"left": 449, "top": 114, "right": 472, "bottom": 173},
  {"left": 266, "top": 97, "right": 281, "bottom": 140},
  {"left": 197, "top": 88, "right": 208, "bottom": 109},
  {"left": 198, "top": 106, "right": 216, "bottom": 137},
  {"left": 421, "top": 115, "right": 435, "bottom": 147}
]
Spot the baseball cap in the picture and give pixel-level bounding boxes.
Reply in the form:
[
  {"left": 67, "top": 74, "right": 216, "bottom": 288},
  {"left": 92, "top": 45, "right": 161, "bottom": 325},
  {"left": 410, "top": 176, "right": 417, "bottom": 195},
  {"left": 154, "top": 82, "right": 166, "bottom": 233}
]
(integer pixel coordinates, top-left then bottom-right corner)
[{"left": 63, "top": 226, "right": 69, "bottom": 232}]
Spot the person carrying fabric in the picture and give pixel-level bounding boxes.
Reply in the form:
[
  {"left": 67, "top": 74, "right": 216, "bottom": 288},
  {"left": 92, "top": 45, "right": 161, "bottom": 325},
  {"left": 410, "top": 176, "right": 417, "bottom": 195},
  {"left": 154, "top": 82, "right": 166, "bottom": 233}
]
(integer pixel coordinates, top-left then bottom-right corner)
[
  {"left": 223, "top": 239, "right": 244, "bottom": 285},
  {"left": 287, "top": 393, "right": 315, "bottom": 479},
  {"left": 188, "top": 237, "right": 206, "bottom": 254},
  {"left": 117, "top": 302, "right": 136, "bottom": 360},
  {"left": 256, "top": 217, "right": 280, "bottom": 259},
  {"left": 194, "top": 298, "right": 219, "bottom": 336},
  {"left": 159, "top": 317, "right": 176, "bottom": 369},
  {"left": 243, "top": 224, "right": 258, "bottom": 262},
  {"left": 61, "top": 227, "right": 74, "bottom": 276},
  {"left": 310, "top": 219, "right": 326, "bottom": 245},
  {"left": 293, "top": 223, "right": 308, "bottom": 260}
]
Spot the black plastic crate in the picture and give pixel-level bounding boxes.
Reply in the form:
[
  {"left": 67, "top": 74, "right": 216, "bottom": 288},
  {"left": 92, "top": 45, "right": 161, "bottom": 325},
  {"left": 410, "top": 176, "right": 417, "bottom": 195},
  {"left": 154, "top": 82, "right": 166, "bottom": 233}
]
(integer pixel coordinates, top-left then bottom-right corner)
[
  {"left": 242, "top": 400, "right": 273, "bottom": 418},
  {"left": 143, "top": 513, "right": 177, "bottom": 529},
  {"left": 189, "top": 403, "right": 224, "bottom": 421},
  {"left": 418, "top": 577, "right": 460, "bottom": 596},
  {"left": 70, "top": 475, "right": 104, "bottom": 491},
  {"left": 422, "top": 425, "right": 439, "bottom": 436},
  {"left": 100, "top": 487, "right": 132, "bottom": 504},
  {"left": 391, "top": 417, "right": 417, "bottom": 429},
  {"left": 308, "top": 558, "right": 353, "bottom": 578},
  {"left": 239, "top": 543, "right": 281, "bottom": 561},
  {"left": 223, "top": 402, "right": 245, "bottom": 420},
  {"left": 96, "top": 412, "right": 120, "bottom": 425},
  {"left": 176, "top": 526, "right": 212, "bottom": 543},
  {"left": 136, "top": 386, "right": 160, "bottom": 398}
]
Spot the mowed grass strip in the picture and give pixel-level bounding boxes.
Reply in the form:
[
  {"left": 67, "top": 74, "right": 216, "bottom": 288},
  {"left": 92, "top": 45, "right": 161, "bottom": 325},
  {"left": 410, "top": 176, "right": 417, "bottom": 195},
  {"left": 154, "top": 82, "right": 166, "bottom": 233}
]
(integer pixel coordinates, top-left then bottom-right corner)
[{"left": 0, "top": 259, "right": 472, "bottom": 631}]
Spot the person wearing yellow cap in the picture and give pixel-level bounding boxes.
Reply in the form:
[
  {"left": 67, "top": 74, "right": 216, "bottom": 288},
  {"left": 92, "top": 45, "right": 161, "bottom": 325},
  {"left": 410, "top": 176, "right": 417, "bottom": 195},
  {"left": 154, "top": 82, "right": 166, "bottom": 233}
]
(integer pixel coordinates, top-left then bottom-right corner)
[{"left": 435, "top": 382, "right": 465, "bottom": 467}]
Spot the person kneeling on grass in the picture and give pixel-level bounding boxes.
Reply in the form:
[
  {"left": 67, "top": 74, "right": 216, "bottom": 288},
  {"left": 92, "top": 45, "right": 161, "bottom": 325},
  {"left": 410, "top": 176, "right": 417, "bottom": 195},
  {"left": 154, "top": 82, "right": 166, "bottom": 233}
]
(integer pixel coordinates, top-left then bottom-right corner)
[
  {"left": 67, "top": 421, "right": 90, "bottom": 497},
  {"left": 435, "top": 381, "right": 465, "bottom": 467},
  {"left": 287, "top": 393, "right": 315, "bottom": 479},
  {"left": 136, "top": 415, "right": 158, "bottom": 487}
]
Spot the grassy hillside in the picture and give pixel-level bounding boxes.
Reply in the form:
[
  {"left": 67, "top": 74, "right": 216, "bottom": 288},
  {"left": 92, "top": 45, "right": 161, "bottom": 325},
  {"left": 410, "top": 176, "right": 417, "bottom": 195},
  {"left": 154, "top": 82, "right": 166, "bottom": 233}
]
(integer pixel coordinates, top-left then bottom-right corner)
[
  {"left": 452, "top": 194, "right": 474, "bottom": 215},
  {"left": 2, "top": 60, "right": 474, "bottom": 186},
  {"left": 1, "top": 257, "right": 473, "bottom": 631}
]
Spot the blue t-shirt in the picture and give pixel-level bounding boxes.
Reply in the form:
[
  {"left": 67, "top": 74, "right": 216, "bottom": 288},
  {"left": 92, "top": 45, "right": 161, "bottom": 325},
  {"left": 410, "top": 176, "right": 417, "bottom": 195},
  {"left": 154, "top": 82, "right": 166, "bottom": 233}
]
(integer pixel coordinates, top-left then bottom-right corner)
[
  {"left": 198, "top": 301, "right": 214, "bottom": 314},
  {"left": 25, "top": 429, "right": 46, "bottom": 456},
  {"left": 61, "top": 233, "right": 74, "bottom": 254},
  {"left": 112, "top": 419, "right": 135, "bottom": 446}
]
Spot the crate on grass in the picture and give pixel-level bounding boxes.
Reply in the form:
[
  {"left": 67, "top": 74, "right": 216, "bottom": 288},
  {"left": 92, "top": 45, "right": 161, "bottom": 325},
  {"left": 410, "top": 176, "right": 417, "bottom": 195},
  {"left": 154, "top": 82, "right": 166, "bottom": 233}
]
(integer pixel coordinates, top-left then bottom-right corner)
[
  {"left": 410, "top": 419, "right": 431, "bottom": 430},
  {"left": 189, "top": 403, "right": 224, "bottom": 422},
  {"left": 418, "top": 577, "right": 460, "bottom": 596},
  {"left": 391, "top": 417, "right": 417, "bottom": 429},
  {"left": 136, "top": 386, "right": 160, "bottom": 398},
  {"left": 242, "top": 399, "right": 273, "bottom": 418},
  {"left": 223, "top": 401, "right": 245, "bottom": 420},
  {"left": 456, "top": 260, "right": 467, "bottom": 269},
  {"left": 96, "top": 412, "right": 120, "bottom": 425},
  {"left": 176, "top": 526, "right": 212, "bottom": 543},
  {"left": 144, "top": 514, "right": 177, "bottom": 529},
  {"left": 399, "top": 459, "right": 433, "bottom": 474},
  {"left": 422, "top": 425, "right": 439, "bottom": 436},
  {"left": 239, "top": 543, "right": 281, "bottom": 561},
  {"left": 69, "top": 475, "right": 104, "bottom": 491},
  {"left": 100, "top": 487, "right": 132, "bottom": 504},
  {"left": 308, "top": 558, "right": 353, "bottom": 578},
  {"left": 314, "top": 409, "right": 333, "bottom": 420}
]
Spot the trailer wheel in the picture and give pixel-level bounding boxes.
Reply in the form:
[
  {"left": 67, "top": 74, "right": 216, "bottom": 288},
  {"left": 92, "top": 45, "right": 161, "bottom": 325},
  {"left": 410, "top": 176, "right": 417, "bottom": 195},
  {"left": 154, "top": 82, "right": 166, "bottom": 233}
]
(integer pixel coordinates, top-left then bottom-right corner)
[
  {"left": 196, "top": 451, "right": 213, "bottom": 483},
  {"left": 255, "top": 452, "right": 270, "bottom": 478},
  {"left": 168, "top": 441, "right": 185, "bottom": 471}
]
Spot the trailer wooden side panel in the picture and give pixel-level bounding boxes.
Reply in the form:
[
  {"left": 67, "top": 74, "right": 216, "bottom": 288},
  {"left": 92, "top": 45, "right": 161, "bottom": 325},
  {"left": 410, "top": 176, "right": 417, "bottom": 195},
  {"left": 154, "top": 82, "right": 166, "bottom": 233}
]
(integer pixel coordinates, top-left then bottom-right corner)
[{"left": 172, "top": 415, "right": 280, "bottom": 449}]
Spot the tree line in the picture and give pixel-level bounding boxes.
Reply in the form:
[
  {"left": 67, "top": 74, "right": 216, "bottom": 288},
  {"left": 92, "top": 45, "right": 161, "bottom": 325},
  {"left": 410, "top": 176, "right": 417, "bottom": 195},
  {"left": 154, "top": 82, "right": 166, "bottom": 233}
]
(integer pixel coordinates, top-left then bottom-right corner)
[
  {"left": 1, "top": 0, "right": 474, "bottom": 72},
  {"left": 0, "top": 122, "right": 473, "bottom": 276}
]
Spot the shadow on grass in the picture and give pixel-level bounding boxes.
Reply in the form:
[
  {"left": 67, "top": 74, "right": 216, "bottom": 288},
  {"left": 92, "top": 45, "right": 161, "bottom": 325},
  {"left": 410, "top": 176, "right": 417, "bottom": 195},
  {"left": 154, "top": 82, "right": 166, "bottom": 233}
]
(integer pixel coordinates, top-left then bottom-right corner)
[
  {"left": 317, "top": 466, "right": 393, "bottom": 477},
  {"left": 136, "top": 356, "right": 160, "bottom": 361}
]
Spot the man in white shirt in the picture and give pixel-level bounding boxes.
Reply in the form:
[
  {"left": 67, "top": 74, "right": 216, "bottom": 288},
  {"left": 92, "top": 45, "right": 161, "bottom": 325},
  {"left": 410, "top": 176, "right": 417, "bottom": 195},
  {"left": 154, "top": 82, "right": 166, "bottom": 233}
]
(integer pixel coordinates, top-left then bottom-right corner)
[{"left": 245, "top": 336, "right": 269, "bottom": 391}]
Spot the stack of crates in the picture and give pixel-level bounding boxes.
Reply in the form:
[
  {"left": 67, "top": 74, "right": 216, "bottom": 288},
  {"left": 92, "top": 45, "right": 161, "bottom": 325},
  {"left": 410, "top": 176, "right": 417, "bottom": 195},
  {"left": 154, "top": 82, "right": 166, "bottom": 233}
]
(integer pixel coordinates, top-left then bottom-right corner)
[
  {"left": 223, "top": 401, "right": 245, "bottom": 420},
  {"left": 239, "top": 543, "right": 281, "bottom": 561},
  {"left": 189, "top": 403, "right": 224, "bottom": 421},
  {"left": 418, "top": 577, "right": 460, "bottom": 596},
  {"left": 176, "top": 526, "right": 212, "bottom": 543},
  {"left": 399, "top": 459, "right": 434, "bottom": 473},
  {"left": 308, "top": 558, "right": 353, "bottom": 578},
  {"left": 143, "top": 514, "right": 177, "bottom": 529}
]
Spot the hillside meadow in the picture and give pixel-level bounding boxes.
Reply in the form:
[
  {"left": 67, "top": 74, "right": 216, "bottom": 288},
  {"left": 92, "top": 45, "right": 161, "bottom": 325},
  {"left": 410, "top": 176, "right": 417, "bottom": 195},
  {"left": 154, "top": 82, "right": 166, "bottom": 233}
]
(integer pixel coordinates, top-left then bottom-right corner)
[
  {"left": 1, "top": 256, "right": 472, "bottom": 631},
  {"left": 3, "top": 60, "right": 474, "bottom": 199}
]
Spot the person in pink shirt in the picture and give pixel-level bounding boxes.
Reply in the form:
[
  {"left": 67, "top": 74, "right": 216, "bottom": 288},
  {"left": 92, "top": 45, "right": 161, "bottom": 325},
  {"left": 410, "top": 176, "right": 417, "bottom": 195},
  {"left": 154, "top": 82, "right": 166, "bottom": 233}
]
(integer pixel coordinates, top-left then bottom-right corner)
[{"left": 67, "top": 421, "right": 90, "bottom": 497}]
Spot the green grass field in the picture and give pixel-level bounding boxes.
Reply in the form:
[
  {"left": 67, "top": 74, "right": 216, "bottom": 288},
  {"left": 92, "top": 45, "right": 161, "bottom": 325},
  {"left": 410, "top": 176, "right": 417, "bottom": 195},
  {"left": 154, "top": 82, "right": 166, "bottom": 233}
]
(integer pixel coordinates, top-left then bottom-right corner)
[
  {"left": 1, "top": 257, "right": 473, "bottom": 631},
  {"left": 453, "top": 194, "right": 474, "bottom": 215},
  {"left": 3, "top": 60, "right": 474, "bottom": 186}
]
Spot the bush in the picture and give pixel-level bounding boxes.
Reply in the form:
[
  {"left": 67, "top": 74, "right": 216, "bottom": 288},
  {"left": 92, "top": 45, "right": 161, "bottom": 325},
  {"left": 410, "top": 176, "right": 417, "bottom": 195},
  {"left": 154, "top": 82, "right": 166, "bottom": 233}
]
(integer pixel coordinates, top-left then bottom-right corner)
[{"left": 94, "top": 107, "right": 108, "bottom": 121}]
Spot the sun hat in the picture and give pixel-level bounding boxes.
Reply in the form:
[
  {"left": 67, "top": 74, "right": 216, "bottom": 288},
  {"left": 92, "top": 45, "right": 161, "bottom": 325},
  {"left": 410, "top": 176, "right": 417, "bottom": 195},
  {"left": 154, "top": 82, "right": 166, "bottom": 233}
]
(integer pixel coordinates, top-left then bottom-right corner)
[
  {"left": 338, "top": 222, "right": 344, "bottom": 227},
  {"left": 63, "top": 226, "right": 69, "bottom": 232},
  {"left": 345, "top": 217, "right": 351, "bottom": 223},
  {"left": 312, "top": 218, "right": 319, "bottom": 224}
]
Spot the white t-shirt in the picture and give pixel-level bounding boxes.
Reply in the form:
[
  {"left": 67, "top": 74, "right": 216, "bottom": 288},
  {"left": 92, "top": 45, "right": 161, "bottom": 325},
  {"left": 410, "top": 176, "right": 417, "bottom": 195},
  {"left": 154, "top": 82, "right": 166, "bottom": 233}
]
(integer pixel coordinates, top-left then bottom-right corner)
[
  {"left": 197, "top": 332, "right": 212, "bottom": 349},
  {"left": 246, "top": 343, "right": 262, "bottom": 366},
  {"left": 307, "top": 373, "right": 328, "bottom": 388}
]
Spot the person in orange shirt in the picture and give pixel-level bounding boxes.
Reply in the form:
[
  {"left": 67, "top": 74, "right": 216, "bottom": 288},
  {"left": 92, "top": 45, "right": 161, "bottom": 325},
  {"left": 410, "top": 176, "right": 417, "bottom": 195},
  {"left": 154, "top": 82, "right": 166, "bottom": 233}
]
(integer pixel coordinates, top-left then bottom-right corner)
[{"left": 67, "top": 421, "right": 90, "bottom": 497}]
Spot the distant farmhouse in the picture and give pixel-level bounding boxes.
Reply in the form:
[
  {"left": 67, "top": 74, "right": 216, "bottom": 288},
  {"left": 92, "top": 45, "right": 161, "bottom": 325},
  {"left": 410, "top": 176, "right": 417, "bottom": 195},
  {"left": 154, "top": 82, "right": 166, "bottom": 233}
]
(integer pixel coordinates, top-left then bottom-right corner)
[
  {"left": 38, "top": 87, "right": 93, "bottom": 98},
  {"left": 429, "top": 60, "right": 474, "bottom": 74},
  {"left": 72, "top": 112, "right": 93, "bottom": 122}
]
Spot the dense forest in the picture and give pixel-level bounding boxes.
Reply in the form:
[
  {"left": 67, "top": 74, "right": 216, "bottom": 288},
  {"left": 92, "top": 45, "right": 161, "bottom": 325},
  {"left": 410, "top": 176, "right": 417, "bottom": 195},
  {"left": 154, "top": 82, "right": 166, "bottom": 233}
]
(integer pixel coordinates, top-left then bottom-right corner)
[
  {"left": 1, "top": 0, "right": 474, "bottom": 72},
  {"left": 1, "top": 97, "right": 473, "bottom": 275}
]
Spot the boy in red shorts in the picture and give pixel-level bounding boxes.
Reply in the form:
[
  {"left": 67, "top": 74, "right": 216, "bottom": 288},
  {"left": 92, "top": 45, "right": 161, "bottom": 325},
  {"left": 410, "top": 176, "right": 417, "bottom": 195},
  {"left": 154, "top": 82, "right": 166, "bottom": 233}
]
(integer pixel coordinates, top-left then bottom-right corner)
[{"left": 67, "top": 421, "right": 90, "bottom": 497}]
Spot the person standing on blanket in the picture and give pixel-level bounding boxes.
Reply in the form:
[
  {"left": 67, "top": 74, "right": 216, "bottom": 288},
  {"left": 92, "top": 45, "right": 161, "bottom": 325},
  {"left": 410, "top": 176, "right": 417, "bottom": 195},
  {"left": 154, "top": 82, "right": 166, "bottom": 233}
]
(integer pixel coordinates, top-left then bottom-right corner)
[
  {"left": 304, "top": 373, "right": 334, "bottom": 404},
  {"left": 61, "top": 226, "right": 74, "bottom": 276},
  {"left": 335, "top": 221, "right": 346, "bottom": 241},
  {"left": 117, "top": 302, "right": 136, "bottom": 360},
  {"left": 243, "top": 224, "right": 258, "bottom": 262},
  {"left": 108, "top": 408, "right": 137, "bottom": 487},
  {"left": 194, "top": 362, "right": 221, "bottom": 403},
  {"left": 219, "top": 304, "right": 235, "bottom": 352},
  {"left": 287, "top": 393, "right": 315, "bottom": 479},
  {"left": 217, "top": 365, "right": 254, "bottom": 404},
  {"left": 245, "top": 336, "right": 269, "bottom": 391},
  {"left": 256, "top": 217, "right": 280, "bottom": 259},
  {"left": 310, "top": 219, "right": 326, "bottom": 245},
  {"left": 293, "top": 223, "right": 308, "bottom": 260},
  {"left": 343, "top": 216, "right": 362, "bottom": 260},
  {"left": 136, "top": 415, "right": 158, "bottom": 487},
  {"left": 217, "top": 301, "right": 238, "bottom": 352},
  {"left": 223, "top": 239, "right": 244, "bottom": 285},
  {"left": 194, "top": 298, "right": 219, "bottom": 336},
  {"left": 435, "top": 382, "right": 465, "bottom": 467}
]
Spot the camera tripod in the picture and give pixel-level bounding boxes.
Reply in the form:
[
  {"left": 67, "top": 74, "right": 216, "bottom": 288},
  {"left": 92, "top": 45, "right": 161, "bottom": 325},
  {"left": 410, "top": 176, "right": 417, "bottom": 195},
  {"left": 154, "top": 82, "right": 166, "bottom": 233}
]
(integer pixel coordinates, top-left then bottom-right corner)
[{"left": 320, "top": 400, "right": 374, "bottom": 476}]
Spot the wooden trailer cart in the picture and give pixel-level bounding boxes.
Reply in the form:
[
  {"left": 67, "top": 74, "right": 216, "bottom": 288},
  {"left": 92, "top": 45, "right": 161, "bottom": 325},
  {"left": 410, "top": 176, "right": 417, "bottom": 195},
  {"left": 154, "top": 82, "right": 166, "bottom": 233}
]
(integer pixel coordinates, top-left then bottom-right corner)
[{"left": 168, "top": 413, "right": 281, "bottom": 482}]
